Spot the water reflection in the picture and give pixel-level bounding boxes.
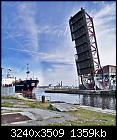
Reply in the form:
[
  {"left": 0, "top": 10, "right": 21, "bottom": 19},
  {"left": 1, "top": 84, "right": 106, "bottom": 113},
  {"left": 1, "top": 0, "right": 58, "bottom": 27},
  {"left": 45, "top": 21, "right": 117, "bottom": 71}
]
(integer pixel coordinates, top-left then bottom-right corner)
[
  {"left": 35, "top": 88, "right": 116, "bottom": 110},
  {"left": 82, "top": 95, "right": 116, "bottom": 110},
  {"left": 1, "top": 86, "right": 15, "bottom": 96},
  {"left": 1, "top": 87, "right": 116, "bottom": 110}
]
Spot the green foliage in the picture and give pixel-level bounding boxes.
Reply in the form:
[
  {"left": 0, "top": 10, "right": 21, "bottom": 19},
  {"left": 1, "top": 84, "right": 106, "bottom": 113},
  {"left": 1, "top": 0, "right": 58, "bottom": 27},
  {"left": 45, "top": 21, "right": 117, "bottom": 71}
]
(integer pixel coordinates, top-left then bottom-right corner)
[
  {"left": 48, "top": 109, "right": 116, "bottom": 126},
  {"left": 1, "top": 102, "right": 14, "bottom": 107}
]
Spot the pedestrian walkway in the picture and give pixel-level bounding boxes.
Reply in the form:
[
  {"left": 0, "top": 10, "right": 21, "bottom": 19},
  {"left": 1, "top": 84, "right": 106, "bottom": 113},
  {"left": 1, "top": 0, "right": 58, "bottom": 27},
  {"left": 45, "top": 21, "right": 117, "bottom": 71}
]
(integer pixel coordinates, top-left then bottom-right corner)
[
  {"left": 50, "top": 103, "right": 116, "bottom": 115},
  {"left": 50, "top": 103, "right": 79, "bottom": 112},
  {"left": 1, "top": 103, "right": 116, "bottom": 126},
  {"left": 1, "top": 107, "right": 77, "bottom": 126}
]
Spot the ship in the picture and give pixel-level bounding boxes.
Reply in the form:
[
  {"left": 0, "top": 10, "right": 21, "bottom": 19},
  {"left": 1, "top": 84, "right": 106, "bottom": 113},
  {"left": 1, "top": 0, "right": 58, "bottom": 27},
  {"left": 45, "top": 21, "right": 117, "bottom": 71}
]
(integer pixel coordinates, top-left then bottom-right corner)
[
  {"left": 2, "top": 68, "right": 15, "bottom": 87},
  {"left": 1, "top": 68, "right": 15, "bottom": 96},
  {"left": 15, "top": 64, "right": 39, "bottom": 99}
]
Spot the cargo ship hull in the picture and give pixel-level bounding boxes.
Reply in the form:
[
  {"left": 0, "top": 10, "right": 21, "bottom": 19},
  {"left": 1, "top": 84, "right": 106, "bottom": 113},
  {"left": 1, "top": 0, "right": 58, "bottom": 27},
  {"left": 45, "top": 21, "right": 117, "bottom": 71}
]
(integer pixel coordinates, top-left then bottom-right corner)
[{"left": 15, "top": 79, "right": 39, "bottom": 99}]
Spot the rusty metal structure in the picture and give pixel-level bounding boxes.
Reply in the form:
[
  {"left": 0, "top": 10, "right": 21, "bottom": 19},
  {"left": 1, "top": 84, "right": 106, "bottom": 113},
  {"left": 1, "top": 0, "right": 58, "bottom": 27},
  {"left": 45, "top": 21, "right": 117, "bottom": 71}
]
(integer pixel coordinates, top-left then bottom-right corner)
[{"left": 69, "top": 7, "right": 116, "bottom": 90}]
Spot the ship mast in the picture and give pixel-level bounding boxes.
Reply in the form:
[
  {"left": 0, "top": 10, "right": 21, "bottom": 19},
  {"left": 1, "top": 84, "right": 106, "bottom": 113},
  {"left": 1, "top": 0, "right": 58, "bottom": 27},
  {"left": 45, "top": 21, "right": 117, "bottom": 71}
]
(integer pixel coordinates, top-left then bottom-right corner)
[
  {"left": 1, "top": 67, "right": 12, "bottom": 78},
  {"left": 26, "top": 64, "right": 30, "bottom": 80},
  {"left": 7, "top": 68, "right": 12, "bottom": 78}
]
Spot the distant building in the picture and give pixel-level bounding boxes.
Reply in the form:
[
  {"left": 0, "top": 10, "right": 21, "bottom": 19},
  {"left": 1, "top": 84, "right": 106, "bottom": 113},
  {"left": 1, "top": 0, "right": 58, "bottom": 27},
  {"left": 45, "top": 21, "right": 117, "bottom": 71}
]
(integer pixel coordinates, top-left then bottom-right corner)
[
  {"left": 97, "top": 65, "right": 116, "bottom": 76},
  {"left": 103, "top": 65, "right": 116, "bottom": 76},
  {"left": 96, "top": 65, "right": 116, "bottom": 90}
]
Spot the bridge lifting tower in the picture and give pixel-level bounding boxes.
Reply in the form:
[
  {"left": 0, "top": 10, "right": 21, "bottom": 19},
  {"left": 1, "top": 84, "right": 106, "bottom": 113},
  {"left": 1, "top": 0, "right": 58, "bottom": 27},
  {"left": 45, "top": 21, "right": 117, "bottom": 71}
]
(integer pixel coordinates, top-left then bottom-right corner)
[{"left": 69, "top": 7, "right": 112, "bottom": 90}]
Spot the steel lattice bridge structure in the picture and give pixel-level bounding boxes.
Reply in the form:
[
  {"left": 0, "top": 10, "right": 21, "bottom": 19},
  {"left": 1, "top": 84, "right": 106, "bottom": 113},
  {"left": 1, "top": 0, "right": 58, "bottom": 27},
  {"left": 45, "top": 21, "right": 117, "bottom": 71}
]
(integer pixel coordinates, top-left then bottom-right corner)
[{"left": 69, "top": 7, "right": 116, "bottom": 90}]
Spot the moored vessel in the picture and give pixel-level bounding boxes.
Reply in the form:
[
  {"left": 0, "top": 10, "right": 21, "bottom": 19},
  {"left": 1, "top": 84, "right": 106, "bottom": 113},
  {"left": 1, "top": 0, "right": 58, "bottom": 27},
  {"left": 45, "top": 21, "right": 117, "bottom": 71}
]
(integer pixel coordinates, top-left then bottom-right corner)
[
  {"left": 1, "top": 68, "right": 15, "bottom": 96},
  {"left": 15, "top": 64, "right": 39, "bottom": 99}
]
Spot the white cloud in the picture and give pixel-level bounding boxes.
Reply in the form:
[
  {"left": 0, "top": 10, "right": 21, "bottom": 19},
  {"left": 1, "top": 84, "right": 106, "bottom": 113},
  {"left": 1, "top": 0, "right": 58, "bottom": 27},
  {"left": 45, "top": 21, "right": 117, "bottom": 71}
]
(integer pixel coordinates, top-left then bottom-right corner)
[
  {"left": 45, "top": 2, "right": 116, "bottom": 85},
  {"left": 95, "top": 2, "right": 116, "bottom": 18},
  {"left": 35, "top": 2, "right": 116, "bottom": 85},
  {"left": 40, "top": 29, "right": 78, "bottom": 85},
  {"left": 17, "top": 2, "right": 39, "bottom": 52},
  {"left": 2, "top": 2, "right": 116, "bottom": 86},
  {"left": 42, "top": 63, "right": 77, "bottom": 86},
  {"left": 2, "top": 2, "right": 40, "bottom": 59},
  {"left": 89, "top": 2, "right": 116, "bottom": 66}
]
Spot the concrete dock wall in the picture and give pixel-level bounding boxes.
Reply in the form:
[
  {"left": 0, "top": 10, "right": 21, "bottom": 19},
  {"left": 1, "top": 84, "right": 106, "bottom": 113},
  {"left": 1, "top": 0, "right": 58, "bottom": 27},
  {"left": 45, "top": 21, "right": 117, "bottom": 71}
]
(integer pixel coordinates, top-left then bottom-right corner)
[{"left": 45, "top": 88, "right": 116, "bottom": 96}]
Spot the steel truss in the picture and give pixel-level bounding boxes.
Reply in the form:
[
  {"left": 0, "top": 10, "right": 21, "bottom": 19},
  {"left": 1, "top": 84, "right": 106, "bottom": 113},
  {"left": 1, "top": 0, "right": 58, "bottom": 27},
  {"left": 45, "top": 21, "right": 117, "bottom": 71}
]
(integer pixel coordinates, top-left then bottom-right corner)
[{"left": 81, "top": 10, "right": 103, "bottom": 90}]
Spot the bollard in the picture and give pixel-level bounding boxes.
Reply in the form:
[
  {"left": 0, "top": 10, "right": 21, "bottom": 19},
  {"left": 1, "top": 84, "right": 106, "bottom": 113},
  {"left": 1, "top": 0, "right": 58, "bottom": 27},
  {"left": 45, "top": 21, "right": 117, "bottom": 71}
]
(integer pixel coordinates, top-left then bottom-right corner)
[{"left": 42, "top": 95, "right": 45, "bottom": 103}]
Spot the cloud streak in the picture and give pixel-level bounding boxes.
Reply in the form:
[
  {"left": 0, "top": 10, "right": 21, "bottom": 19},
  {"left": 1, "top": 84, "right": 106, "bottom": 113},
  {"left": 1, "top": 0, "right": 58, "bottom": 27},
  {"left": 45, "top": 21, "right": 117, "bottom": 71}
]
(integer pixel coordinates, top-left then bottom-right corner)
[
  {"left": 92, "top": 2, "right": 116, "bottom": 66},
  {"left": 17, "top": 2, "right": 39, "bottom": 52},
  {"left": 2, "top": 2, "right": 116, "bottom": 86}
]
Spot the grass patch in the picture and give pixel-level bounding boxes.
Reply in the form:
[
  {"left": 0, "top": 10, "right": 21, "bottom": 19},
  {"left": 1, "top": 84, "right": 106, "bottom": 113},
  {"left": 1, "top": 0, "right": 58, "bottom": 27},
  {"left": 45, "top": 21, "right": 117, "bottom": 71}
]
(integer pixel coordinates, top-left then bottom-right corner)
[
  {"left": 24, "top": 101, "right": 51, "bottom": 109},
  {"left": 1, "top": 96, "right": 51, "bottom": 110},
  {"left": 48, "top": 108, "right": 116, "bottom": 126},
  {"left": 1, "top": 96, "right": 18, "bottom": 100},
  {"left": 1, "top": 102, "right": 14, "bottom": 107},
  {"left": 12, "top": 110, "right": 23, "bottom": 112}
]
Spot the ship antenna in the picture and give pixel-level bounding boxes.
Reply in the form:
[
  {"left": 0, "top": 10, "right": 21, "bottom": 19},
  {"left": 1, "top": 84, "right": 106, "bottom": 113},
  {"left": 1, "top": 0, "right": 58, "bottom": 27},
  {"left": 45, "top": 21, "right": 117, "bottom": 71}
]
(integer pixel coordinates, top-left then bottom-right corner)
[
  {"left": 26, "top": 64, "right": 30, "bottom": 79},
  {"left": 7, "top": 68, "right": 11, "bottom": 78}
]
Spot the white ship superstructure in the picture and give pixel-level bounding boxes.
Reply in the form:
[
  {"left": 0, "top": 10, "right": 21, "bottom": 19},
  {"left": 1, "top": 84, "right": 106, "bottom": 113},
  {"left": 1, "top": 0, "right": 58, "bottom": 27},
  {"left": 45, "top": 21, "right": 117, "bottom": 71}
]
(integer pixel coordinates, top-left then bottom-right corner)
[{"left": 2, "top": 68, "right": 15, "bottom": 87}]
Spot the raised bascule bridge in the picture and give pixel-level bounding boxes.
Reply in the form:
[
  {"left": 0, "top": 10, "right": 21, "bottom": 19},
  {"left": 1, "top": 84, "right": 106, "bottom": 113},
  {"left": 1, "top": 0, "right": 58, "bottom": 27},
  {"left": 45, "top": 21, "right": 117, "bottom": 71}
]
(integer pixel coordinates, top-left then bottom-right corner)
[{"left": 69, "top": 7, "right": 116, "bottom": 90}]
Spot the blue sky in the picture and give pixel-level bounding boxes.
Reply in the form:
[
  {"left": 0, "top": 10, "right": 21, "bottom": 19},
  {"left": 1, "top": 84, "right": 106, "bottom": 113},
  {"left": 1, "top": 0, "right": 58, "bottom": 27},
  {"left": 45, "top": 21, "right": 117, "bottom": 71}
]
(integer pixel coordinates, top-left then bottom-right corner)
[{"left": 2, "top": 1, "right": 116, "bottom": 86}]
